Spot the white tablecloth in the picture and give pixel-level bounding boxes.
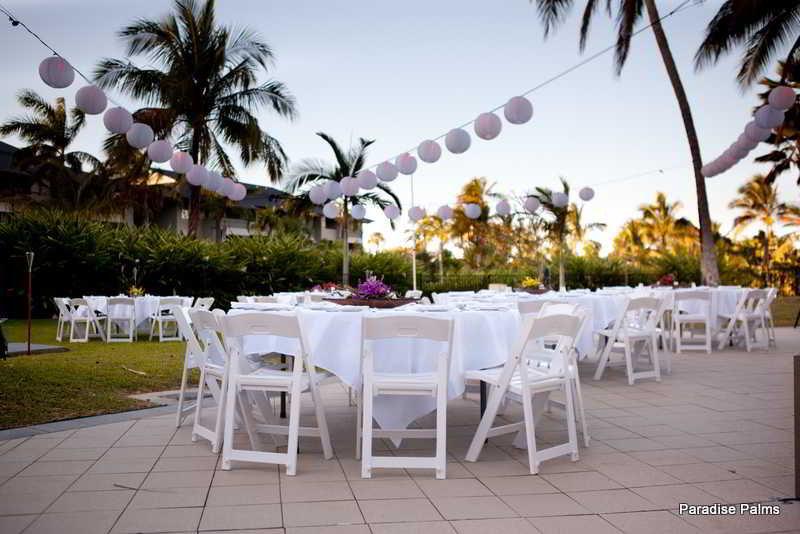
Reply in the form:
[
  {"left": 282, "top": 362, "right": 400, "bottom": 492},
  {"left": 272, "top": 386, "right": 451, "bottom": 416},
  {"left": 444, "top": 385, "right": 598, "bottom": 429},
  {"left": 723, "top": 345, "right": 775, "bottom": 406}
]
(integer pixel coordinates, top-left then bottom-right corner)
[
  {"left": 229, "top": 307, "right": 517, "bottom": 433},
  {"left": 83, "top": 296, "right": 193, "bottom": 328}
]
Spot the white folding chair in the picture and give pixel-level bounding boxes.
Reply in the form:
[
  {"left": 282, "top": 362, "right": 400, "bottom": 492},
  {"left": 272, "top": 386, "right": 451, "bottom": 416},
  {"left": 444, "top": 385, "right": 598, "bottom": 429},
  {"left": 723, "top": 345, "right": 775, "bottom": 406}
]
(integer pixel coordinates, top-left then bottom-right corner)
[
  {"left": 517, "top": 300, "right": 546, "bottom": 316},
  {"left": 405, "top": 290, "right": 423, "bottom": 299},
  {"left": 174, "top": 306, "right": 202, "bottom": 427},
  {"left": 357, "top": 315, "right": 454, "bottom": 479},
  {"left": 593, "top": 296, "right": 662, "bottom": 385},
  {"left": 68, "top": 298, "right": 106, "bottom": 342},
  {"left": 254, "top": 296, "right": 279, "bottom": 304},
  {"left": 106, "top": 297, "right": 136, "bottom": 343},
  {"left": 672, "top": 290, "right": 712, "bottom": 354},
  {"left": 54, "top": 297, "right": 72, "bottom": 341},
  {"left": 465, "top": 314, "right": 582, "bottom": 474},
  {"left": 192, "top": 297, "right": 215, "bottom": 311},
  {"left": 764, "top": 287, "right": 778, "bottom": 347},
  {"left": 220, "top": 312, "right": 332, "bottom": 475},
  {"left": 717, "top": 289, "right": 770, "bottom": 352},
  {"left": 149, "top": 296, "right": 183, "bottom": 341}
]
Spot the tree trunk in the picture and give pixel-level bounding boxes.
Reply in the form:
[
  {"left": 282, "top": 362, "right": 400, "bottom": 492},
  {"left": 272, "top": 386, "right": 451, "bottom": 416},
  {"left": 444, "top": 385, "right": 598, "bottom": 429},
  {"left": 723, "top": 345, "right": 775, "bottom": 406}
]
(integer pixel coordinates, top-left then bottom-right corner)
[
  {"left": 558, "top": 241, "right": 566, "bottom": 291},
  {"left": 438, "top": 240, "right": 444, "bottom": 283},
  {"left": 342, "top": 199, "right": 350, "bottom": 286},
  {"left": 764, "top": 228, "right": 772, "bottom": 286},
  {"left": 187, "top": 131, "right": 201, "bottom": 237},
  {"left": 644, "top": 0, "right": 720, "bottom": 285}
]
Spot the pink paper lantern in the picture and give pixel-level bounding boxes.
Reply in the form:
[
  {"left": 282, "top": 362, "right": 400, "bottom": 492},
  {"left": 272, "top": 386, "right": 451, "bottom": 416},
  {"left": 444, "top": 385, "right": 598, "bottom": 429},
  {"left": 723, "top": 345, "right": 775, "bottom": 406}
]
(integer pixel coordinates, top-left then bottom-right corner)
[
  {"left": 229, "top": 183, "right": 247, "bottom": 202},
  {"left": 341, "top": 176, "right": 360, "bottom": 196},
  {"left": 418, "top": 140, "right": 442, "bottom": 163},
  {"left": 579, "top": 187, "right": 595, "bottom": 201},
  {"left": 754, "top": 105, "right": 785, "bottom": 130},
  {"left": 376, "top": 161, "right": 398, "bottom": 182},
  {"left": 221, "top": 178, "right": 236, "bottom": 197},
  {"left": 408, "top": 206, "right": 426, "bottom": 222},
  {"left": 524, "top": 197, "right": 540, "bottom": 213},
  {"left": 768, "top": 86, "right": 796, "bottom": 110},
  {"left": 186, "top": 165, "right": 208, "bottom": 186},
  {"left": 464, "top": 203, "right": 481, "bottom": 219},
  {"left": 103, "top": 107, "right": 133, "bottom": 134},
  {"left": 504, "top": 96, "right": 533, "bottom": 124},
  {"left": 350, "top": 204, "right": 366, "bottom": 220},
  {"left": 75, "top": 85, "right": 107, "bottom": 115},
  {"left": 495, "top": 199, "right": 511, "bottom": 216},
  {"left": 309, "top": 184, "right": 327, "bottom": 205},
  {"left": 396, "top": 153, "right": 418, "bottom": 175},
  {"left": 356, "top": 169, "right": 378, "bottom": 190},
  {"left": 323, "top": 202, "right": 340, "bottom": 219},
  {"left": 744, "top": 121, "right": 770, "bottom": 143},
  {"left": 436, "top": 205, "right": 453, "bottom": 220},
  {"left": 325, "top": 180, "right": 343, "bottom": 199},
  {"left": 39, "top": 56, "right": 74, "bottom": 88},
  {"left": 147, "top": 140, "right": 173, "bottom": 163},
  {"left": 474, "top": 112, "right": 502, "bottom": 140},
  {"left": 383, "top": 205, "right": 401, "bottom": 220},
  {"left": 169, "top": 151, "right": 194, "bottom": 173},
  {"left": 445, "top": 128, "right": 471, "bottom": 154},
  {"left": 126, "top": 123, "right": 154, "bottom": 149}
]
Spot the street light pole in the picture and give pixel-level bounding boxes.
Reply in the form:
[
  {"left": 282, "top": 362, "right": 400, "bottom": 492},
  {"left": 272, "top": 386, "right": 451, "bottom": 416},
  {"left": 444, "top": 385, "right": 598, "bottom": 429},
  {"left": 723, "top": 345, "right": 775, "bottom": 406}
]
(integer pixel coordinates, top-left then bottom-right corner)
[{"left": 25, "top": 251, "right": 34, "bottom": 355}]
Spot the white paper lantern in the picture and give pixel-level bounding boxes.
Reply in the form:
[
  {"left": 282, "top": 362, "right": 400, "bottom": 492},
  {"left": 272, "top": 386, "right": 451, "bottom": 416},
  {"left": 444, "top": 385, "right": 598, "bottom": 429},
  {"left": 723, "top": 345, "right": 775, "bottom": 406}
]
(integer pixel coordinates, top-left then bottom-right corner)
[
  {"left": 383, "top": 205, "right": 401, "bottom": 220},
  {"left": 504, "top": 96, "right": 533, "bottom": 125},
  {"left": 340, "top": 176, "right": 360, "bottom": 196},
  {"left": 205, "top": 172, "right": 225, "bottom": 193},
  {"left": 169, "top": 151, "right": 193, "bottom": 174},
  {"left": 524, "top": 196, "right": 540, "bottom": 213},
  {"left": 126, "top": 123, "right": 154, "bottom": 149},
  {"left": 356, "top": 170, "right": 378, "bottom": 190},
  {"left": 552, "top": 192, "right": 569, "bottom": 208},
  {"left": 768, "top": 86, "right": 796, "bottom": 110},
  {"left": 74, "top": 85, "right": 107, "bottom": 115},
  {"left": 445, "top": 128, "right": 471, "bottom": 154},
  {"left": 464, "top": 203, "right": 481, "bottom": 219},
  {"left": 408, "top": 206, "right": 426, "bottom": 222},
  {"left": 396, "top": 153, "right": 418, "bottom": 175},
  {"left": 102, "top": 107, "right": 133, "bottom": 134},
  {"left": 309, "top": 184, "right": 327, "bottom": 205},
  {"left": 323, "top": 202, "right": 340, "bottom": 219},
  {"left": 350, "top": 204, "right": 366, "bottom": 220},
  {"left": 474, "top": 112, "right": 502, "bottom": 140},
  {"left": 39, "top": 56, "right": 75, "bottom": 88},
  {"left": 437, "top": 205, "right": 453, "bottom": 220},
  {"left": 495, "top": 199, "right": 511, "bottom": 216},
  {"left": 754, "top": 105, "right": 785, "bottom": 129},
  {"left": 229, "top": 183, "right": 247, "bottom": 202},
  {"left": 186, "top": 165, "right": 208, "bottom": 186},
  {"left": 701, "top": 164, "right": 714, "bottom": 178},
  {"left": 579, "top": 187, "right": 595, "bottom": 201},
  {"left": 744, "top": 121, "right": 771, "bottom": 143},
  {"left": 325, "top": 180, "right": 343, "bottom": 199},
  {"left": 737, "top": 133, "right": 758, "bottom": 151},
  {"left": 418, "top": 139, "right": 442, "bottom": 163},
  {"left": 147, "top": 140, "right": 173, "bottom": 163},
  {"left": 221, "top": 178, "right": 236, "bottom": 197},
  {"left": 376, "top": 161, "right": 398, "bottom": 182}
]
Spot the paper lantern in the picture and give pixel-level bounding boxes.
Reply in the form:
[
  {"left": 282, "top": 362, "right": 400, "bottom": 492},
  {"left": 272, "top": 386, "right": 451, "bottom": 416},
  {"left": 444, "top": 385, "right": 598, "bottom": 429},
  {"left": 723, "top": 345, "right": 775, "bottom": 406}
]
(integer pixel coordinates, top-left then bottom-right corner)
[
  {"left": 186, "top": 165, "right": 208, "bottom": 186},
  {"left": 126, "top": 123, "right": 154, "bottom": 149},
  {"left": 579, "top": 187, "right": 595, "bottom": 201},
  {"left": 408, "top": 206, "right": 426, "bottom": 222},
  {"left": 464, "top": 203, "right": 481, "bottom": 219},
  {"left": 504, "top": 95, "right": 533, "bottom": 125},
  {"left": 524, "top": 196, "right": 540, "bottom": 213},
  {"left": 350, "top": 204, "right": 366, "bottom": 220},
  {"left": 437, "top": 205, "right": 453, "bottom": 220},
  {"left": 147, "top": 140, "right": 173, "bottom": 163},
  {"left": 418, "top": 139, "right": 442, "bottom": 163},
  {"left": 357, "top": 170, "right": 378, "bottom": 190},
  {"left": 768, "top": 86, "right": 796, "bottom": 110},
  {"left": 701, "top": 164, "right": 715, "bottom": 178},
  {"left": 552, "top": 192, "right": 569, "bottom": 208},
  {"left": 383, "top": 205, "right": 401, "bottom": 220},
  {"left": 323, "top": 202, "right": 340, "bottom": 219},
  {"left": 309, "top": 184, "right": 327, "bottom": 205},
  {"left": 103, "top": 107, "right": 133, "bottom": 134},
  {"left": 75, "top": 85, "right": 107, "bottom": 115},
  {"left": 229, "top": 183, "right": 247, "bottom": 202},
  {"left": 204, "top": 172, "right": 224, "bottom": 192},
  {"left": 325, "top": 180, "right": 343, "bottom": 199},
  {"left": 169, "top": 151, "right": 193, "bottom": 174},
  {"left": 744, "top": 121, "right": 771, "bottom": 143},
  {"left": 495, "top": 199, "right": 511, "bottom": 216},
  {"left": 340, "top": 176, "right": 360, "bottom": 196},
  {"left": 754, "top": 105, "right": 785, "bottom": 129},
  {"left": 737, "top": 133, "right": 758, "bottom": 151},
  {"left": 376, "top": 161, "right": 398, "bottom": 182},
  {"left": 39, "top": 56, "right": 75, "bottom": 88},
  {"left": 445, "top": 128, "right": 471, "bottom": 154},
  {"left": 474, "top": 112, "right": 502, "bottom": 140},
  {"left": 396, "top": 153, "right": 418, "bottom": 175},
  {"left": 221, "top": 178, "right": 236, "bottom": 197}
]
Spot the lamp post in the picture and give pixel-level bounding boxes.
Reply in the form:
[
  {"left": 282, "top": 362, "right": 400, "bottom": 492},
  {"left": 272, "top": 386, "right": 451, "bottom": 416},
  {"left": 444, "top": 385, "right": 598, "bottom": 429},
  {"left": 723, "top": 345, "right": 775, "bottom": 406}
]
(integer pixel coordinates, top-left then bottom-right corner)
[{"left": 25, "top": 251, "right": 34, "bottom": 355}]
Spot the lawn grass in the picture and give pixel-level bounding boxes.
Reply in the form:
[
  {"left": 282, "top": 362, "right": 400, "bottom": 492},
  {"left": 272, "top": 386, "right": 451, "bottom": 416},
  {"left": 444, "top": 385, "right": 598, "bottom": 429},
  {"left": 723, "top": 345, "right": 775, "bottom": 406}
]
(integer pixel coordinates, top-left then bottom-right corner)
[
  {"left": 0, "top": 319, "right": 190, "bottom": 430},
  {"left": 771, "top": 296, "right": 799, "bottom": 327}
]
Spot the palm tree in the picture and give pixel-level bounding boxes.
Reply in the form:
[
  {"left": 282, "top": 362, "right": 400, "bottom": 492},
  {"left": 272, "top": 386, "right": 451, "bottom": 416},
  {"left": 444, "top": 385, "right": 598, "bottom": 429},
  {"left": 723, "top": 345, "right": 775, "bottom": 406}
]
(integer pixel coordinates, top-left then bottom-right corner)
[
  {"left": 613, "top": 219, "right": 649, "bottom": 284},
  {"left": 695, "top": 1, "right": 800, "bottom": 87},
  {"left": 451, "top": 177, "right": 501, "bottom": 269},
  {"left": 532, "top": 177, "right": 571, "bottom": 291},
  {"left": 531, "top": 0, "right": 720, "bottom": 285},
  {"left": 368, "top": 232, "right": 385, "bottom": 250},
  {"left": 416, "top": 215, "right": 452, "bottom": 282},
  {"left": 286, "top": 132, "right": 401, "bottom": 286},
  {"left": 95, "top": 0, "right": 296, "bottom": 236},
  {"left": 0, "top": 89, "right": 104, "bottom": 209},
  {"left": 729, "top": 174, "right": 800, "bottom": 284},
  {"left": 638, "top": 192, "right": 686, "bottom": 251},
  {"left": 567, "top": 203, "right": 606, "bottom": 254}
]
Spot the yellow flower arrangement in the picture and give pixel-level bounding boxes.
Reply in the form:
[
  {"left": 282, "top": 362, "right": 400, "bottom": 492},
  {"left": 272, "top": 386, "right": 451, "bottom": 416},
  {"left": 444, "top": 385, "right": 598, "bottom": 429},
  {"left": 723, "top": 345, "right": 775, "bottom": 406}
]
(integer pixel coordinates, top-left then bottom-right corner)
[
  {"left": 521, "top": 276, "right": 540, "bottom": 289},
  {"left": 128, "top": 286, "right": 145, "bottom": 297}
]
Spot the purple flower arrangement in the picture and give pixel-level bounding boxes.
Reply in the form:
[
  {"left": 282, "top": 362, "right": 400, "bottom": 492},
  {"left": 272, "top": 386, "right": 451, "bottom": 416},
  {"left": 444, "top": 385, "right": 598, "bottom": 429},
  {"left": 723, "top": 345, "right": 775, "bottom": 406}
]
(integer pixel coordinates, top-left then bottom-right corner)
[{"left": 355, "top": 276, "right": 394, "bottom": 300}]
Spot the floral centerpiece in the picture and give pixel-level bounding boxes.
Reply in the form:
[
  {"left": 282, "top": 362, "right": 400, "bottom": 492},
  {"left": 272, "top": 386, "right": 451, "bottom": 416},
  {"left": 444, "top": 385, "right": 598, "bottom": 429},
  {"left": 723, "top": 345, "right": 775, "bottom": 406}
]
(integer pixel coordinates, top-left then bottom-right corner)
[
  {"left": 327, "top": 274, "right": 416, "bottom": 308},
  {"left": 655, "top": 273, "right": 678, "bottom": 287},
  {"left": 128, "top": 286, "right": 145, "bottom": 297},
  {"left": 517, "top": 276, "right": 547, "bottom": 294}
]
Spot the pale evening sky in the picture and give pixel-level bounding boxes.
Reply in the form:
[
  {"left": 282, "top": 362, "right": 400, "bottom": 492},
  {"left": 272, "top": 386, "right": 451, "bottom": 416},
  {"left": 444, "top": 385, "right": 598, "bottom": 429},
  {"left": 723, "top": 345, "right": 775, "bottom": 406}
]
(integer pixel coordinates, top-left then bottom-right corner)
[{"left": 0, "top": 0, "right": 797, "bottom": 253}]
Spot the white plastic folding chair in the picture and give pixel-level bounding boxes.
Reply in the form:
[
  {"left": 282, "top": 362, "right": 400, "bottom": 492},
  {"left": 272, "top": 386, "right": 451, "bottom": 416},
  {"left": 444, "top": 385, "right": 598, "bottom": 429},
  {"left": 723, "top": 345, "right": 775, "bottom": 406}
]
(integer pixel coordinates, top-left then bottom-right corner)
[
  {"left": 173, "top": 306, "right": 206, "bottom": 428},
  {"left": 671, "top": 290, "right": 712, "bottom": 354},
  {"left": 254, "top": 296, "right": 279, "bottom": 304},
  {"left": 106, "top": 297, "right": 136, "bottom": 343},
  {"left": 192, "top": 297, "right": 215, "bottom": 311},
  {"left": 517, "top": 300, "right": 546, "bottom": 316},
  {"left": 149, "top": 296, "right": 183, "bottom": 341},
  {"left": 465, "top": 314, "right": 582, "bottom": 474},
  {"left": 54, "top": 297, "right": 72, "bottom": 341},
  {"left": 593, "top": 296, "right": 662, "bottom": 385},
  {"left": 220, "top": 312, "right": 332, "bottom": 475},
  {"left": 764, "top": 287, "right": 778, "bottom": 347},
  {"left": 357, "top": 314, "right": 454, "bottom": 479},
  {"left": 68, "top": 298, "right": 106, "bottom": 342},
  {"left": 405, "top": 290, "right": 423, "bottom": 299},
  {"left": 717, "top": 289, "right": 770, "bottom": 352}
]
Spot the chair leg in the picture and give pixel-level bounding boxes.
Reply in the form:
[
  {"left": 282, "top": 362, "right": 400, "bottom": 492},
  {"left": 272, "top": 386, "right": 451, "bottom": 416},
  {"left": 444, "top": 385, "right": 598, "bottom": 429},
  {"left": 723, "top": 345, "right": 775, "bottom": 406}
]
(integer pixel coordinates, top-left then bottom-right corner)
[
  {"left": 176, "top": 354, "right": 192, "bottom": 428},
  {"left": 221, "top": 377, "right": 239, "bottom": 471},
  {"left": 435, "top": 385, "right": 447, "bottom": 480},
  {"left": 572, "top": 376, "right": 589, "bottom": 447},
  {"left": 521, "top": 387, "right": 538, "bottom": 474},
  {"left": 465, "top": 380, "right": 506, "bottom": 462},
  {"left": 211, "top": 375, "right": 227, "bottom": 454},
  {"left": 361, "top": 382, "right": 374, "bottom": 478},
  {"left": 285, "top": 384, "right": 303, "bottom": 476},
  {"left": 623, "top": 341, "right": 635, "bottom": 386},
  {"left": 593, "top": 336, "right": 613, "bottom": 381},
  {"left": 149, "top": 317, "right": 156, "bottom": 341},
  {"left": 650, "top": 335, "right": 661, "bottom": 382},
  {"left": 192, "top": 367, "right": 208, "bottom": 441},
  {"left": 355, "top": 389, "right": 362, "bottom": 460},
  {"left": 308, "top": 369, "right": 333, "bottom": 460},
  {"left": 564, "top": 381, "right": 579, "bottom": 461}
]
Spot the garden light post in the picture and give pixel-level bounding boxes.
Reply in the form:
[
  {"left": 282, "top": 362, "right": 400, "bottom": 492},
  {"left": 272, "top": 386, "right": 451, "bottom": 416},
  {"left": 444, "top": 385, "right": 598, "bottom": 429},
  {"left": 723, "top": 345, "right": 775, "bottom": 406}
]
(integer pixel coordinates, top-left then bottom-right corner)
[
  {"left": 410, "top": 174, "right": 417, "bottom": 292},
  {"left": 25, "top": 251, "right": 34, "bottom": 355}
]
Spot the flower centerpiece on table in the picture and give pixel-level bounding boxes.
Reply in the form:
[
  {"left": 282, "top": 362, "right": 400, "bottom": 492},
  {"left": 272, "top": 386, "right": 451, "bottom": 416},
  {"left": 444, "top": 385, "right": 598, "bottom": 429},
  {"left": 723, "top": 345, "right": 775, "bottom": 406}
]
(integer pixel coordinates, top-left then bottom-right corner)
[
  {"left": 328, "top": 274, "right": 416, "bottom": 308},
  {"left": 128, "top": 286, "right": 145, "bottom": 297},
  {"left": 355, "top": 276, "right": 396, "bottom": 300},
  {"left": 310, "top": 282, "right": 352, "bottom": 299},
  {"left": 517, "top": 276, "right": 547, "bottom": 294},
  {"left": 656, "top": 273, "right": 678, "bottom": 288}
]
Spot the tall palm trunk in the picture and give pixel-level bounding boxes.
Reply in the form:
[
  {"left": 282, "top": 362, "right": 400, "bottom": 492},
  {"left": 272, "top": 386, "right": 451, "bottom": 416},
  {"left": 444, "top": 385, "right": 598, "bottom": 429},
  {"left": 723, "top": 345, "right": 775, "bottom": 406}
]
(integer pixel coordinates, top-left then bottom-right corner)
[
  {"left": 764, "top": 227, "right": 772, "bottom": 286},
  {"left": 188, "top": 130, "right": 202, "bottom": 237},
  {"left": 644, "top": 0, "right": 720, "bottom": 285},
  {"left": 558, "top": 240, "right": 566, "bottom": 291},
  {"left": 342, "top": 199, "right": 350, "bottom": 286},
  {"left": 438, "top": 240, "right": 444, "bottom": 283}
]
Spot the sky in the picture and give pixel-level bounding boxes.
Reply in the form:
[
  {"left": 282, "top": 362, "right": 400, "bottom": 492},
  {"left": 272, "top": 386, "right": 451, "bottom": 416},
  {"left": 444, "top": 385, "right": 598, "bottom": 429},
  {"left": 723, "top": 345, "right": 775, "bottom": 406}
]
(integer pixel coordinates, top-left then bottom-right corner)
[{"left": 0, "top": 0, "right": 797, "bottom": 254}]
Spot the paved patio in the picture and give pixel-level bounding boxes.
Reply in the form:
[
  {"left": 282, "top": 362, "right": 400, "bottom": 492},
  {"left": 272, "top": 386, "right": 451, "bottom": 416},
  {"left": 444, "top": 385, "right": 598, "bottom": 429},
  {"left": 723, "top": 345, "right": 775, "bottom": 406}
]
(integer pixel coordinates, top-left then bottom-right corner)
[{"left": 1, "top": 328, "right": 798, "bottom": 534}]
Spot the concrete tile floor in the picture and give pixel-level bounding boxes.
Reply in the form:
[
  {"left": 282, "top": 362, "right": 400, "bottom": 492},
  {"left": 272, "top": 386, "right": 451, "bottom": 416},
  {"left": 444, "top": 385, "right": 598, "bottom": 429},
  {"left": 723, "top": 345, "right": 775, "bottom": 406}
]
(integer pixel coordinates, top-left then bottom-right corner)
[{"left": 0, "top": 327, "right": 798, "bottom": 534}]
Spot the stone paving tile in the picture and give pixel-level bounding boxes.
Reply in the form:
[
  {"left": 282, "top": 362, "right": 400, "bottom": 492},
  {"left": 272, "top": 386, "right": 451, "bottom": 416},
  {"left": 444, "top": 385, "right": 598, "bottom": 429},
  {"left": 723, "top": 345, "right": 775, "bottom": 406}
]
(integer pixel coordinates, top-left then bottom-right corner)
[
  {"left": 0, "top": 514, "right": 37, "bottom": 534},
  {"left": 349, "top": 479, "right": 425, "bottom": 500},
  {"left": 359, "top": 498, "right": 442, "bottom": 523},
  {"left": 369, "top": 521, "right": 455, "bottom": 534},
  {"left": 26, "top": 510, "right": 121, "bottom": 534},
  {"left": 199, "top": 504, "right": 283, "bottom": 531},
  {"left": 602, "top": 510, "right": 701, "bottom": 534},
  {"left": 47, "top": 489, "right": 134, "bottom": 512},
  {"left": 112, "top": 506, "right": 202, "bottom": 533},
  {"left": 451, "top": 517, "right": 539, "bottom": 534},
  {"left": 282, "top": 500, "right": 363, "bottom": 527},
  {"left": 529, "top": 514, "right": 624, "bottom": 534}
]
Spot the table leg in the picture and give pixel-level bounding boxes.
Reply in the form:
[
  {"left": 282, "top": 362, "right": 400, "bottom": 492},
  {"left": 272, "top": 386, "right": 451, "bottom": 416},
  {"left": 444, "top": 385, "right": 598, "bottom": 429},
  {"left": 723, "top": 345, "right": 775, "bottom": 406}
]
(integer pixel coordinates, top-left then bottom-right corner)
[
  {"left": 280, "top": 355, "right": 287, "bottom": 419},
  {"left": 479, "top": 381, "right": 488, "bottom": 444}
]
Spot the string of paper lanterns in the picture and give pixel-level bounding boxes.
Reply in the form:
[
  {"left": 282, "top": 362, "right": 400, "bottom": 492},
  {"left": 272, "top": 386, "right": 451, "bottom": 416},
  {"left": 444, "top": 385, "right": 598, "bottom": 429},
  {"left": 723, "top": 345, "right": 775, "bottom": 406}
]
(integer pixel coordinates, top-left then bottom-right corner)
[
  {"left": 702, "top": 85, "right": 796, "bottom": 178},
  {"left": 36, "top": 54, "right": 249, "bottom": 203}
]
